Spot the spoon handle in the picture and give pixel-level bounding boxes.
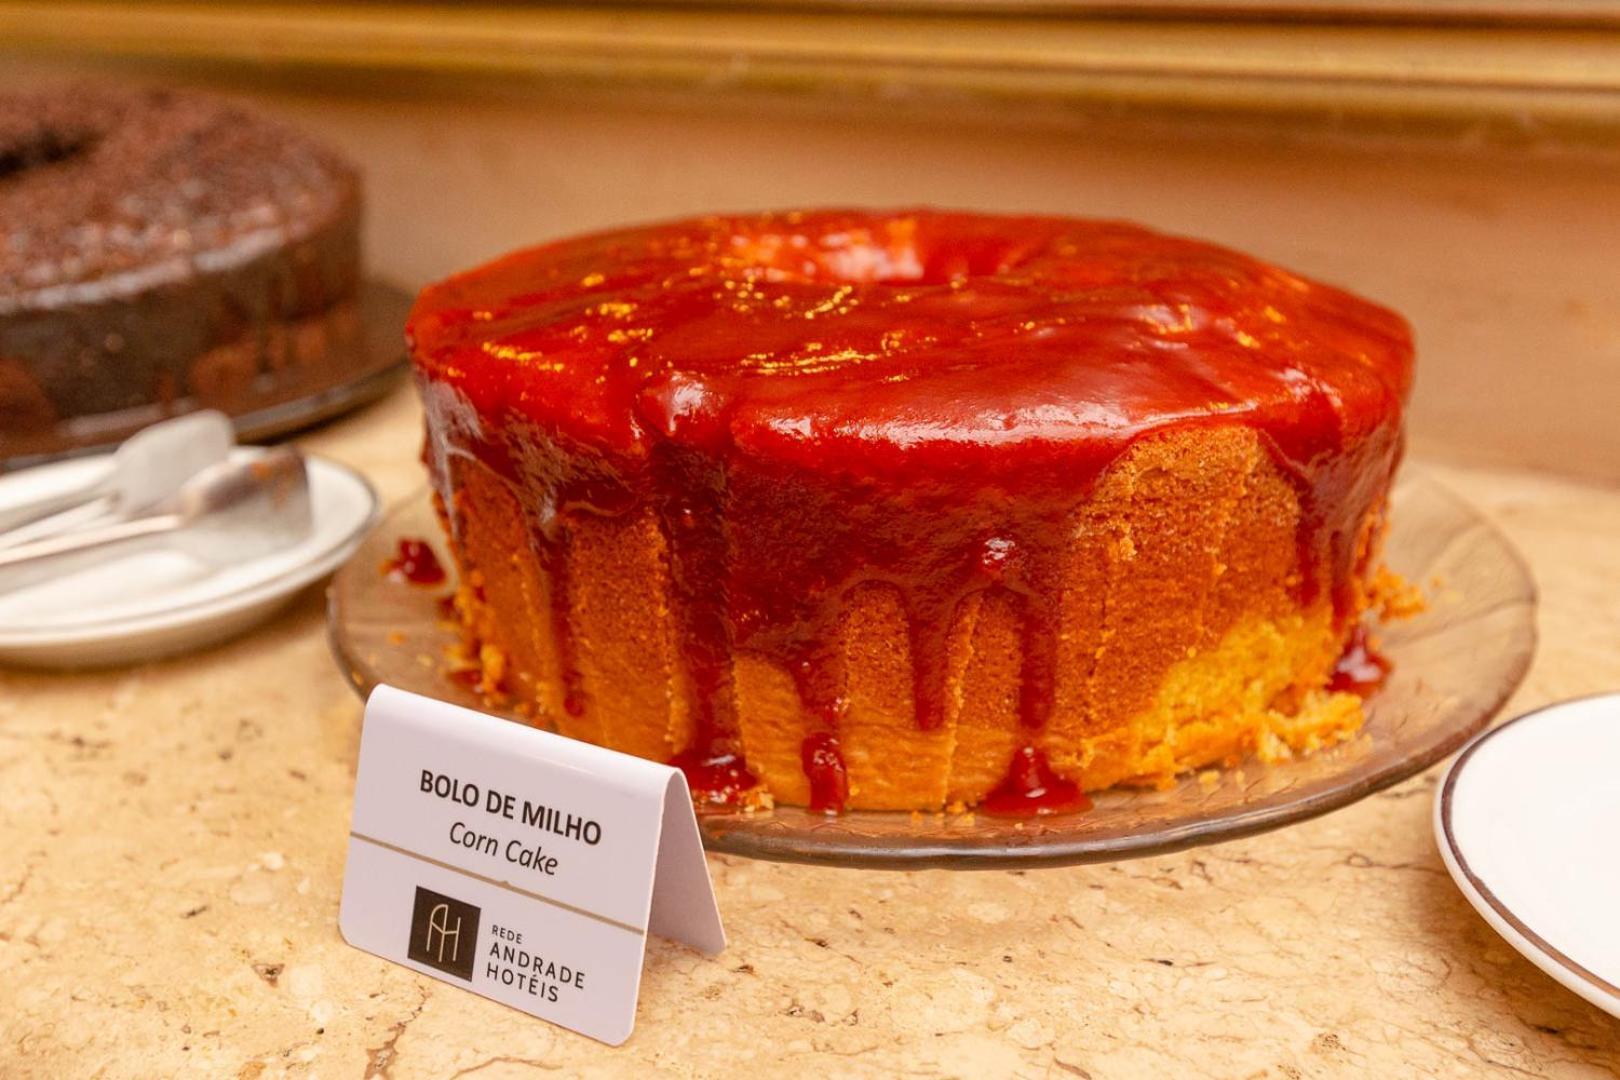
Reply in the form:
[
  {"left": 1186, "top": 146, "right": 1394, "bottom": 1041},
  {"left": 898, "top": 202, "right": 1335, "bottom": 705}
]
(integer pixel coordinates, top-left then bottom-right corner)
[
  {"left": 0, "top": 495, "right": 117, "bottom": 552},
  {"left": 0, "top": 481, "right": 108, "bottom": 539},
  {"left": 0, "top": 512, "right": 182, "bottom": 572}
]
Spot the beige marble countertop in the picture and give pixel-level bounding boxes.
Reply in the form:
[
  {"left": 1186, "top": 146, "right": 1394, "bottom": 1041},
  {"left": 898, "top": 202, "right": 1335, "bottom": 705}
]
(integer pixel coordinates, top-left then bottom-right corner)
[{"left": 3, "top": 387, "right": 1618, "bottom": 1079}]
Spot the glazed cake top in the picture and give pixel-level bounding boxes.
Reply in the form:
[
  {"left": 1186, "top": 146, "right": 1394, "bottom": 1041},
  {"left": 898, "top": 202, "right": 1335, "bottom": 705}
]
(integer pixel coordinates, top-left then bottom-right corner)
[
  {"left": 0, "top": 84, "right": 358, "bottom": 309},
  {"left": 408, "top": 209, "right": 1412, "bottom": 484}
]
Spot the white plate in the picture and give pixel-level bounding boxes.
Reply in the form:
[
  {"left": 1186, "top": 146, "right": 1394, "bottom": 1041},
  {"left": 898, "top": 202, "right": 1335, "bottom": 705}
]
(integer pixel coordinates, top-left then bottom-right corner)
[
  {"left": 1435, "top": 693, "right": 1620, "bottom": 1018},
  {"left": 0, "top": 449, "right": 379, "bottom": 668}
]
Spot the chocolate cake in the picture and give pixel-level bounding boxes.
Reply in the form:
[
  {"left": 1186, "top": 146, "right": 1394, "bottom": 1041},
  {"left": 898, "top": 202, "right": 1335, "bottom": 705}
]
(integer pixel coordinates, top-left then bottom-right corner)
[{"left": 0, "top": 84, "right": 364, "bottom": 459}]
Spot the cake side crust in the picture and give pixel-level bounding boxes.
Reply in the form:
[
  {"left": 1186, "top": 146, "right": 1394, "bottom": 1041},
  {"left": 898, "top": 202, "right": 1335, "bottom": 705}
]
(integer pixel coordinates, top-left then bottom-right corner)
[{"left": 437, "top": 425, "right": 1389, "bottom": 811}]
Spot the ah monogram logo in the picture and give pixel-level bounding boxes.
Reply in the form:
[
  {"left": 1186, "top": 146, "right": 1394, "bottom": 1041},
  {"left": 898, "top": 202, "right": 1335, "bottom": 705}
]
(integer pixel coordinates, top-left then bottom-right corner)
[{"left": 407, "top": 886, "right": 481, "bottom": 980}]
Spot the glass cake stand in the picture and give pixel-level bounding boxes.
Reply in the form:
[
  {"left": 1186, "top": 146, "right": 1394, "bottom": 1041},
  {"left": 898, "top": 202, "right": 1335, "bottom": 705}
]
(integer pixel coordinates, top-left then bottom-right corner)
[{"left": 328, "top": 472, "right": 1536, "bottom": 869}]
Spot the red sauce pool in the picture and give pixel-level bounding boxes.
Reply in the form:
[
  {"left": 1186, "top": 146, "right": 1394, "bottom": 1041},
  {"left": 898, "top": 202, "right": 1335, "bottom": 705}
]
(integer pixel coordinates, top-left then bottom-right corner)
[
  {"left": 1329, "top": 624, "right": 1393, "bottom": 697},
  {"left": 383, "top": 538, "right": 446, "bottom": 586},
  {"left": 669, "top": 748, "right": 760, "bottom": 810},
  {"left": 981, "top": 746, "right": 1093, "bottom": 817}
]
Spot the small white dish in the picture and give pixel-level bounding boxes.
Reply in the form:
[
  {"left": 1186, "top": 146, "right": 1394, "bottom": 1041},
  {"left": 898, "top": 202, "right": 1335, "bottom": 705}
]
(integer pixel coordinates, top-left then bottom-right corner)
[
  {"left": 0, "top": 448, "right": 379, "bottom": 668},
  {"left": 1435, "top": 693, "right": 1620, "bottom": 1019}
]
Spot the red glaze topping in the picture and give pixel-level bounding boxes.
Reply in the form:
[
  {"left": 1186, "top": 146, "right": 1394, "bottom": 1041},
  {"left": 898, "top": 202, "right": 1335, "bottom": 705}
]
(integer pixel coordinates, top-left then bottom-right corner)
[
  {"left": 801, "top": 731, "right": 850, "bottom": 815},
  {"left": 1328, "top": 624, "right": 1393, "bottom": 697},
  {"left": 410, "top": 210, "right": 1412, "bottom": 806},
  {"left": 981, "top": 746, "right": 1093, "bottom": 817},
  {"left": 384, "top": 537, "right": 446, "bottom": 586}
]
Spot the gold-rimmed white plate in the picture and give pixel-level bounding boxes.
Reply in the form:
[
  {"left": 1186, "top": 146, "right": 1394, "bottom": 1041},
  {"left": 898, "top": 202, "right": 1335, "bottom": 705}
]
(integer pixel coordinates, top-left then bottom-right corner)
[{"left": 1436, "top": 693, "right": 1620, "bottom": 1019}]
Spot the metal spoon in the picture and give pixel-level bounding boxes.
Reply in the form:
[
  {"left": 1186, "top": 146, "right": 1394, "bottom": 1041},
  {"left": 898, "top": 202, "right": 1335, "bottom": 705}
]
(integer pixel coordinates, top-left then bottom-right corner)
[
  {"left": 0, "top": 448, "right": 312, "bottom": 587},
  {"left": 0, "top": 410, "right": 236, "bottom": 548}
]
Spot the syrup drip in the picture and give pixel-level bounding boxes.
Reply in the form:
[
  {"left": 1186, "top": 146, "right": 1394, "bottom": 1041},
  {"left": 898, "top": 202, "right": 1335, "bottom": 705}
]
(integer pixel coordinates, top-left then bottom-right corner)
[
  {"left": 981, "top": 746, "right": 1093, "bottom": 817},
  {"left": 537, "top": 527, "right": 587, "bottom": 718},
  {"left": 1328, "top": 624, "right": 1392, "bottom": 697},
  {"left": 1261, "top": 374, "right": 1406, "bottom": 631},
  {"left": 788, "top": 642, "right": 844, "bottom": 727},
  {"left": 383, "top": 538, "right": 446, "bottom": 586},
  {"left": 906, "top": 590, "right": 960, "bottom": 732},
  {"left": 655, "top": 445, "right": 750, "bottom": 796},
  {"left": 983, "top": 534, "right": 1064, "bottom": 730},
  {"left": 1017, "top": 605, "right": 1060, "bottom": 731},
  {"left": 411, "top": 210, "right": 1412, "bottom": 807},
  {"left": 801, "top": 731, "right": 849, "bottom": 814}
]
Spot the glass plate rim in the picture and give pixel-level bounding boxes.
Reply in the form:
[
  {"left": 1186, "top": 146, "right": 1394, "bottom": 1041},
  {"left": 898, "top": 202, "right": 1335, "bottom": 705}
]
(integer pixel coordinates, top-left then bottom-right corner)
[{"left": 328, "top": 468, "right": 1537, "bottom": 870}]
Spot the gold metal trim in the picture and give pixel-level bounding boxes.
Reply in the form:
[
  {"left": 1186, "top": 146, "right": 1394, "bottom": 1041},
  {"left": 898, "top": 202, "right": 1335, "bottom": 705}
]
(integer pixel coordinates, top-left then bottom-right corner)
[
  {"left": 632, "top": 0, "right": 1620, "bottom": 26},
  {"left": 4, "top": 3, "right": 1620, "bottom": 134}
]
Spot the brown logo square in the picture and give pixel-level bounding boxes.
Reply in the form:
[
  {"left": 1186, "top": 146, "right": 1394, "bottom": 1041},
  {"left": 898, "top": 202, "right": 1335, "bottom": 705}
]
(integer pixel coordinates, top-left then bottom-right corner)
[{"left": 407, "top": 885, "right": 480, "bottom": 981}]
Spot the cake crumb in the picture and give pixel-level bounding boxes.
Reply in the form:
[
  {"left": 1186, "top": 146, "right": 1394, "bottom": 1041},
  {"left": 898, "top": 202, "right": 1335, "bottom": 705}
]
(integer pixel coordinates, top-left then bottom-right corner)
[{"left": 1373, "top": 566, "right": 1425, "bottom": 621}]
